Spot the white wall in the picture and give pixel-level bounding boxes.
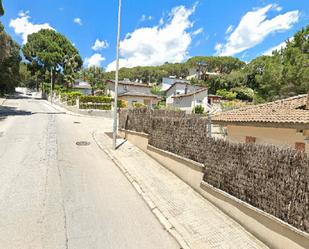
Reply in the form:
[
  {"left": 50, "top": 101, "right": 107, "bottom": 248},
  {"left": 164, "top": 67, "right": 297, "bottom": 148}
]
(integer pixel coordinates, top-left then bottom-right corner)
[
  {"left": 166, "top": 83, "right": 202, "bottom": 106},
  {"left": 171, "top": 90, "right": 208, "bottom": 113},
  {"left": 107, "top": 83, "right": 151, "bottom": 97}
]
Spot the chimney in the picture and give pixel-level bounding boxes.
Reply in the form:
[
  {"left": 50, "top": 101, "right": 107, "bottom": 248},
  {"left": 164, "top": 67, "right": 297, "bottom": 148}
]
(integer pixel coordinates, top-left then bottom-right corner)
[{"left": 307, "top": 91, "right": 309, "bottom": 110}]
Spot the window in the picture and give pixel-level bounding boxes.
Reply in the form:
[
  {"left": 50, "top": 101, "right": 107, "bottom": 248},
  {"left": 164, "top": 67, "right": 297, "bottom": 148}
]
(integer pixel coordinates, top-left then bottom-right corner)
[
  {"left": 245, "top": 136, "right": 256, "bottom": 144},
  {"left": 295, "top": 142, "right": 305, "bottom": 152}
]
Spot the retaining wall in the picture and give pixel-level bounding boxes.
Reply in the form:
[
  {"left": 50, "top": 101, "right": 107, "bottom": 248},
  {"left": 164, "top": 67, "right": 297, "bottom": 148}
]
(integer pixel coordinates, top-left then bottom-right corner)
[{"left": 119, "top": 109, "right": 309, "bottom": 248}]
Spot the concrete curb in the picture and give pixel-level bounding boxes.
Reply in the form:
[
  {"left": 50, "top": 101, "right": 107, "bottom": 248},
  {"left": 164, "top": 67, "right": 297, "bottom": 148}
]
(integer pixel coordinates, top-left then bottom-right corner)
[
  {"left": 44, "top": 99, "right": 113, "bottom": 119},
  {"left": 43, "top": 100, "right": 89, "bottom": 118},
  {"left": 92, "top": 132, "right": 191, "bottom": 249}
]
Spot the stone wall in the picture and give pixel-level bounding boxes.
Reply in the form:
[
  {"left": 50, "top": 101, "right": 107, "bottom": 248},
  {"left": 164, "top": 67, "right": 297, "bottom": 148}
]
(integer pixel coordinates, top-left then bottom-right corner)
[{"left": 119, "top": 111, "right": 309, "bottom": 233}]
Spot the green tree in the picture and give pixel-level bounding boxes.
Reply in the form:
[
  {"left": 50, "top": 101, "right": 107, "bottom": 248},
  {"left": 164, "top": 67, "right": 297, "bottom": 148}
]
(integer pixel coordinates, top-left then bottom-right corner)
[
  {"left": 186, "top": 56, "right": 245, "bottom": 74},
  {"left": 244, "top": 55, "right": 283, "bottom": 100},
  {"left": 280, "top": 26, "right": 309, "bottom": 96},
  {"left": 22, "top": 29, "right": 82, "bottom": 87},
  {"left": 80, "top": 66, "right": 105, "bottom": 95},
  {"left": 0, "top": 22, "right": 21, "bottom": 94},
  {"left": 216, "top": 89, "right": 237, "bottom": 100},
  {"left": 0, "top": 0, "right": 4, "bottom": 16}
]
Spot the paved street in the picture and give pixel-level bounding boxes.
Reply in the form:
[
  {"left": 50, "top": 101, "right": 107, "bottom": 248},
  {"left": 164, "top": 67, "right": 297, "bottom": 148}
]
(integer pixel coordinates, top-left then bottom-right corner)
[{"left": 0, "top": 95, "right": 179, "bottom": 249}]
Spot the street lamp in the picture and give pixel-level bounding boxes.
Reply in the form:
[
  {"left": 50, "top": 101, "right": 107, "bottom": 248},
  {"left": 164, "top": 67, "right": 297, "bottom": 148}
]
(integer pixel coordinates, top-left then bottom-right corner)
[
  {"left": 50, "top": 67, "right": 53, "bottom": 103},
  {"left": 113, "top": 0, "right": 122, "bottom": 150}
]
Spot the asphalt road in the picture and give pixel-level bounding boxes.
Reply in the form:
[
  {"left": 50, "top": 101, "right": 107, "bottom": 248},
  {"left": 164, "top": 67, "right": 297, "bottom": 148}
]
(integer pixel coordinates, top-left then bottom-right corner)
[{"left": 0, "top": 95, "right": 179, "bottom": 249}]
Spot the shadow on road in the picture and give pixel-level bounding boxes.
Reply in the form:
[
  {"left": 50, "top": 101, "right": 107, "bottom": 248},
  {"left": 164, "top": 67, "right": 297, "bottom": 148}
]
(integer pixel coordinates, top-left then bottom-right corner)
[{"left": 0, "top": 106, "right": 32, "bottom": 117}]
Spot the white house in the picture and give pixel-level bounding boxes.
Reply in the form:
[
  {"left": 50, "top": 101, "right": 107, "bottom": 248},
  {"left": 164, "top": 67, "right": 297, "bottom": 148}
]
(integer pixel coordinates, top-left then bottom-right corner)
[
  {"left": 172, "top": 88, "right": 209, "bottom": 113},
  {"left": 159, "top": 76, "right": 188, "bottom": 91},
  {"left": 106, "top": 79, "right": 160, "bottom": 107},
  {"left": 165, "top": 81, "right": 203, "bottom": 106},
  {"left": 73, "top": 81, "right": 92, "bottom": 95}
]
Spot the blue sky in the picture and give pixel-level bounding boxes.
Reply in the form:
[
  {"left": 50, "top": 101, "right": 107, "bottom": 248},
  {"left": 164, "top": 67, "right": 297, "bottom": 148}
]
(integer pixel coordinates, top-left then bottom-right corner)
[{"left": 1, "top": 0, "right": 308, "bottom": 71}]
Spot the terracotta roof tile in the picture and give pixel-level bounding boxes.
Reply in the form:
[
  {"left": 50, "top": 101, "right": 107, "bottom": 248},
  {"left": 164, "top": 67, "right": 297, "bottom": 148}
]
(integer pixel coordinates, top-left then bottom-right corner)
[{"left": 212, "top": 94, "right": 309, "bottom": 125}]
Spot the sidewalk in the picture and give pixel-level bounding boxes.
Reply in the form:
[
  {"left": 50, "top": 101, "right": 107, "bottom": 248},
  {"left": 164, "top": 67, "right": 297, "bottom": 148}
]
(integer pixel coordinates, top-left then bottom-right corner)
[{"left": 93, "top": 132, "right": 269, "bottom": 249}]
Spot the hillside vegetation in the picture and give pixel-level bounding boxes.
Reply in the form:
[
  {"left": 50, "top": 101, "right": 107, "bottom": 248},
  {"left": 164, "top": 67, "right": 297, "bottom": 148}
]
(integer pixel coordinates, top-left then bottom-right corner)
[{"left": 104, "top": 25, "right": 309, "bottom": 102}]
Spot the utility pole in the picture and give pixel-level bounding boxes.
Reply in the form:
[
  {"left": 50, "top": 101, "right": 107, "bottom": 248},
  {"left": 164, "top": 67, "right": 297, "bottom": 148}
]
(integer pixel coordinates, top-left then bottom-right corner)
[
  {"left": 50, "top": 67, "right": 53, "bottom": 103},
  {"left": 113, "top": 0, "right": 122, "bottom": 150}
]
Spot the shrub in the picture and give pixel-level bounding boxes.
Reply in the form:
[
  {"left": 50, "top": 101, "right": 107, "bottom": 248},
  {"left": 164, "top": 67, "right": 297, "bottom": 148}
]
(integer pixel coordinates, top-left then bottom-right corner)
[
  {"left": 118, "top": 99, "right": 128, "bottom": 108},
  {"left": 59, "top": 92, "right": 82, "bottom": 105},
  {"left": 231, "top": 87, "right": 255, "bottom": 101},
  {"left": 193, "top": 105, "right": 204, "bottom": 114},
  {"left": 216, "top": 89, "right": 237, "bottom": 100},
  {"left": 80, "top": 95, "right": 113, "bottom": 104},
  {"left": 66, "top": 92, "right": 83, "bottom": 105},
  {"left": 132, "top": 102, "right": 146, "bottom": 108}
]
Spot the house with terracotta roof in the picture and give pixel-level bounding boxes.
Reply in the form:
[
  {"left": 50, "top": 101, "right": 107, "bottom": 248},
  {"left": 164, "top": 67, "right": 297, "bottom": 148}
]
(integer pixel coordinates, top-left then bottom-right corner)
[
  {"left": 106, "top": 79, "right": 160, "bottom": 107},
  {"left": 212, "top": 93, "right": 309, "bottom": 152}
]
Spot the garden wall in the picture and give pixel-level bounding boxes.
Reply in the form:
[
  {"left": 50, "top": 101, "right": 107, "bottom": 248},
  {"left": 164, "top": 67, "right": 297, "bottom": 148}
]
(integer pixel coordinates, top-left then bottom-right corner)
[{"left": 119, "top": 109, "right": 309, "bottom": 234}]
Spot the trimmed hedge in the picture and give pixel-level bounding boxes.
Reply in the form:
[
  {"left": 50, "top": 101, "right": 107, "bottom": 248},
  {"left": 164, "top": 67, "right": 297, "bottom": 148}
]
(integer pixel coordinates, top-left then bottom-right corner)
[
  {"left": 80, "top": 96, "right": 113, "bottom": 104},
  {"left": 60, "top": 92, "right": 82, "bottom": 106},
  {"left": 79, "top": 95, "right": 127, "bottom": 109}
]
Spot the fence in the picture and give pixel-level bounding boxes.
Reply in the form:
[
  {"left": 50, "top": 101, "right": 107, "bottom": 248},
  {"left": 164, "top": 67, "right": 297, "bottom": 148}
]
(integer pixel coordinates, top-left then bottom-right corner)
[{"left": 119, "top": 108, "right": 309, "bottom": 233}]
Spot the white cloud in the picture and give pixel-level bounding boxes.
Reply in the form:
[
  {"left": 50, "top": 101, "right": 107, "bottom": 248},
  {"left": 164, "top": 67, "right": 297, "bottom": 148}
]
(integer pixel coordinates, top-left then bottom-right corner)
[
  {"left": 73, "top": 18, "right": 82, "bottom": 25},
  {"left": 263, "top": 38, "right": 293, "bottom": 55},
  {"left": 92, "top": 39, "right": 109, "bottom": 51},
  {"left": 215, "top": 4, "right": 299, "bottom": 56},
  {"left": 225, "top": 25, "right": 234, "bottom": 35},
  {"left": 84, "top": 53, "right": 105, "bottom": 68},
  {"left": 273, "top": 4, "right": 283, "bottom": 12},
  {"left": 192, "top": 28, "right": 203, "bottom": 36},
  {"left": 107, "top": 4, "right": 198, "bottom": 72},
  {"left": 9, "top": 11, "right": 54, "bottom": 44}
]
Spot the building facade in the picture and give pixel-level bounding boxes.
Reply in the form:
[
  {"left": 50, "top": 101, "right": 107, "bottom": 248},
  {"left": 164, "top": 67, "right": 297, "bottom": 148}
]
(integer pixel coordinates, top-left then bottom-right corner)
[
  {"left": 212, "top": 94, "right": 309, "bottom": 153},
  {"left": 106, "top": 80, "right": 160, "bottom": 107}
]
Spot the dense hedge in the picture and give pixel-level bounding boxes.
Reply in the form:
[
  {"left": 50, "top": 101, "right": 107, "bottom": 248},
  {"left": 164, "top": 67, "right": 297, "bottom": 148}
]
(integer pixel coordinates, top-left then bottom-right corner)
[
  {"left": 60, "top": 92, "right": 82, "bottom": 105},
  {"left": 80, "top": 95, "right": 113, "bottom": 104},
  {"left": 79, "top": 95, "right": 127, "bottom": 109}
]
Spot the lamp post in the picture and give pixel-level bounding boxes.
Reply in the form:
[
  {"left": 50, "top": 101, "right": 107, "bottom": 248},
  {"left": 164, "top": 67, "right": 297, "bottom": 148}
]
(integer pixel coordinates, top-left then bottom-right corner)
[
  {"left": 112, "top": 0, "right": 122, "bottom": 150},
  {"left": 50, "top": 67, "right": 53, "bottom": 103}
]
